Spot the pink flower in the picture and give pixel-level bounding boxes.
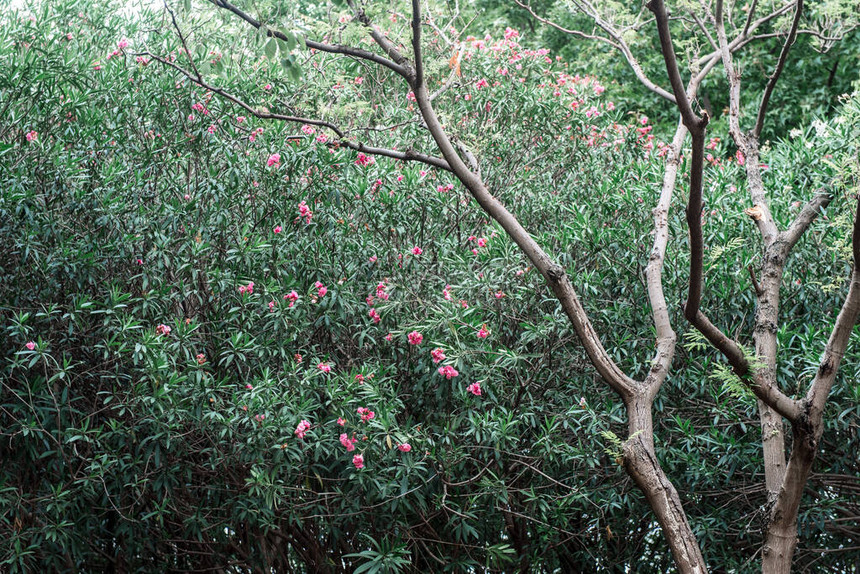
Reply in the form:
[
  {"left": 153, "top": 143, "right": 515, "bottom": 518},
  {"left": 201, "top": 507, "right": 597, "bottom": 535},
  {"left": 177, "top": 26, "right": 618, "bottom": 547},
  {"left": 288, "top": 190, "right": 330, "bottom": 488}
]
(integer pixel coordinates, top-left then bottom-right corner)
[
  {"left": 273, "top": 225, "right": 282, "bottom": 234},
  {"left": 431, "top": 348, "right": 446, "bottom": 363},
  {"left": 369, "top": 255, "right": 377, "bottom": 263},
  {"left": 25, "top": 341, "right": 36, "bottom": 351},
  {"left": 385, "top": 333, "right": 393, "bottom": 342},
  {"left": 355, "top": 152, "right": 375, "bottom": 167},
  {"left": 268, "top": 300, "right": 275, "bottom": 312},
  {"left": 196, "top": 353, "right": 206, "bottom": 365},
  {"left": 406, "top": 91, "right": 416, "bottom": 102},
  {"left": 25, "top": 130, "right": 37, "bottom": 142},
  {"left": 355, "top": 374, "right": 365, "bottom": 384},
  {"left": 301, "top": 124, "right": 316, "bottom": 135},
  {"left": 407, "top": 331, "right": 423, "bottom": 345},
  {"left": 354, "top": 76, "right": 364, "bottom": 85},
  {"left": 504, "top": 27, "right": 519, "bottom": 40},
  {"left": 476, "top": 238, "right": 487, "bottom": 248},
  {"left": 284, "top": 291, "right": 299, "bottom": 307},
  {"left": 368, "top": 308, "right": 381, "bottom": 323},
  {"left": 337, "top": 417, "right": 346, "bottom": 426},
  {"left": 295, "top": 420, "right": 311, "bottom": 439},
  {"left": 155, "top": 324, "right": 172, "bottom": 336},
  {"left": 438, "top": 365, "right": 459, "bottom": 379},
  {"left": 411, "top": 246, "right": 423, "bottom": 256},
  {"left": 357, "top": 407, "right": 375, "bottom": 422},
  {"left": 494, "top": 291, "right": 505, "bottom": 299},
  {"left": 237, "top": 115, "right": 246, "bottom": 123},
  {"left": 579, "top": 396, "right": 587, "bottom": 408},
  {"left": 245, "top": 383, "right": 253, "bottom": 390},
  {"left": 207, "top": 124, "right": 216, "bottom": 134},
  {"left": 397, "top": 443, "right": 412, "bottom": 452},
  {"left": 117, "top": 38, "right": 129, "bottom": 49},
  {"left": 340, "top": 433, "right": 358, "bottom": 451},
  {"left": 263, "top": 83, "right": 272, "bottom": 91},
  {"left": 297, "top": 200, "right": 312, "bottom": 224},
  {"left": 477, "top": 326, "right": 489, "bottom": 339},
  {"left": 467, "top": 382, "right": 482, "bottom": 396},
  {"left": 318, "top": 362, "right": 331, "bottom": 373},
  {"left": 267, "top": 153, "right": 281, "bottom": 168},
  {"left": 352, "top": 454, "right": 365, "bottom": 469},
  {"left": 475, "top": 78, "right": 489, "bottom": 89},
  {"left": 314, "top": 281, "right": 327, "bottom": 298},
  {"left": 375, "top": 282, "right": 389, "bottom": 300}
]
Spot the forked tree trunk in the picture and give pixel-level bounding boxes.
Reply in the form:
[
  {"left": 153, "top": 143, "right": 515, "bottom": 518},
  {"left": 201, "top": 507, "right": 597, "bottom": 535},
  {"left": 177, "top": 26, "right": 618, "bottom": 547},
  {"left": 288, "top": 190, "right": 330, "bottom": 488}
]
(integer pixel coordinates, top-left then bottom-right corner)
[{"left": 624, "top": 396, "right": 708, "bottom": 574}]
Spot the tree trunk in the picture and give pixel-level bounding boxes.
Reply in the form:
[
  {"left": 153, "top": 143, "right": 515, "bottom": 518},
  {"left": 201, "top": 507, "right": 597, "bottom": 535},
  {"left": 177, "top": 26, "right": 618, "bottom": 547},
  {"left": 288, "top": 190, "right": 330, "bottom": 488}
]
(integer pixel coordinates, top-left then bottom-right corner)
[
  {"left": 761, "top": 422, "right": 817, "bottom": 574},
  {"left": 624, "top": 396, "right": 708, "bottom": 574}
]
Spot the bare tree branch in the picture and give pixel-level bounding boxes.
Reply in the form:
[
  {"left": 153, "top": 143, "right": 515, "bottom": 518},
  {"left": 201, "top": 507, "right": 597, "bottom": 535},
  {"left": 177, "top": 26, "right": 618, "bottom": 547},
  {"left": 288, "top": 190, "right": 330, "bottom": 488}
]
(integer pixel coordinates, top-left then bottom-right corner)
[
  {"left": 513, "top": 0, "right": 678, "bottom": 104},
  {"left": 807, "top": 196, "right": 860, "bottom": 410},
  {"left": 143, "top": 52, "right": 451, "bottom": 171},
  {"left": 753, "top": 0, "right": 803, "bottom": 139},
  {"left": 646, "top": 0, "right": 707, "bottom": 131},
  {"left": 780, "top": 192, "right": 833, "bottom": 255},
  {"left": 411, "top": 0, "right": 423, "bottom": 86},
  {"left": 207, "top": 0, "right": 411, "bottom": 78}
]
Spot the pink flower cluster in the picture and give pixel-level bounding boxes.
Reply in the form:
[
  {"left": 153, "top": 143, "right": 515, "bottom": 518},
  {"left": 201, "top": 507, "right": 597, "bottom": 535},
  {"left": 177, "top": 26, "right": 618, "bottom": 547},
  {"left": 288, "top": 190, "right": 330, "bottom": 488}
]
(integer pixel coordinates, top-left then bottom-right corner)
[
  {"left": 437, "top": 183, "right": 455, "bottom": 193},
  {"left": 155, "top": 324, "right": 172, "bottom": 336},
  {"left": 431, "top": 348, "right": 446, "bottom": 363},
  {"left": 438, "top": 365, "right": 459, "bottom": 379},
  {"left": 301, "top": 124, "right": 316, "bottom": 135},
  {"left": 249, "top": 127, "right": 264, "bottom": 142},
  {"left": 297, "top": 201, "right": 312, "bottom": 224},
  {"left": 267, "top": 153, "right": 281, "bottom": 168},
  {"left": 368, "top": 308, "right": 381, "bottom": 323},
  {"left": 467, "top": 382, "right": 482, "bottom": 396},
  {"left": 407, "top": 331, "right": 423, "bottom": 345},
  {"left": 477, "top": 326, "right": 489, "bottom": 339},
  {"left": 411, "top": 246, "right": 423, "bottom": 255},
  {"left": 295, "top": 420, "right": 311, "bottom": 439},
  {"left": 375, "top": 282, "right": 389, "bottom": 301},
  {"left": 25, "top": 130, "right": 38, "bottom": 142},
  {"left": 25, "top": 341, "right": 36, "bottom": 350},
  {"left": 397, "top": 443, "right": 412, "bottom": 452},
  {"left": 283, "top": 290, "right": 299, "bottom": 307},
  {"left": 314, "top": 281, "right": 327, "bottom": 298},
  {"left": 318, "top": 362, "right": 331, "bottom": 373},
  {"left": 340, "top": 433, "right": 358, "bottom": 451},
  {"left": 355, "top": 152, "right": 374, "bottom": 167},
  {"left": 353, "top": 454, "right": 364, "bottom": 469},
  {"left": 238, "top": 281, "right": 254, "bottom": 295},
  {"left": 357, "top": 407, "right": 375, "bottom": 422}
]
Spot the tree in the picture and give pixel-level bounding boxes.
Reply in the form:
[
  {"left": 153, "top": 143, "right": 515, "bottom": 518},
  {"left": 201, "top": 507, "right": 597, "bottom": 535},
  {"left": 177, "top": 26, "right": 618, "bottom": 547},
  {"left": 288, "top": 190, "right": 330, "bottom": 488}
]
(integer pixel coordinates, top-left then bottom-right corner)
[
  {"left": 1, "top": 0, "right": 858, "bottom": 571},
  {"left": 148, "top": 0, "right": 859, "bottom": 571}
]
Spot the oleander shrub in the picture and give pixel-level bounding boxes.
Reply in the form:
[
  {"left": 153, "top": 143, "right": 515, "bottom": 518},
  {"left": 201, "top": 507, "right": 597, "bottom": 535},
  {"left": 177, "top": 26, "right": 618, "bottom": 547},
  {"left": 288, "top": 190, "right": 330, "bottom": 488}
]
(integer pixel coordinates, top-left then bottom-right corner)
[{"left": 1, "top": 1, "right": 858, "bottom": 572}]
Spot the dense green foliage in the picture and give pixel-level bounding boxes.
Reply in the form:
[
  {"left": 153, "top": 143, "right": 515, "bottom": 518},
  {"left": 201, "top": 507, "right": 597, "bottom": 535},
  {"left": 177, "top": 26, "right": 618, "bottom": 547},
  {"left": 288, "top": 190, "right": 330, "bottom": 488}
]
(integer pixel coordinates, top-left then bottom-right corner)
[{"left": 1, "top": 0, "right": 858, "bottom": 572}]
